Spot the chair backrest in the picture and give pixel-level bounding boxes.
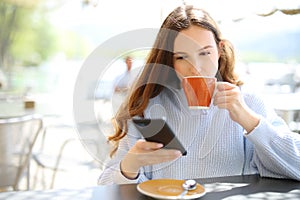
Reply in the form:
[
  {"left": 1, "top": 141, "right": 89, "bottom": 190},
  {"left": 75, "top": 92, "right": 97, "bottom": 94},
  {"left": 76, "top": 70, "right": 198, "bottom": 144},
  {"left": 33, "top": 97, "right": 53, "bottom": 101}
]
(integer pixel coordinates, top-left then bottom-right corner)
[{"left": 0, "top": 114, "right": 43, "bottom": 191}]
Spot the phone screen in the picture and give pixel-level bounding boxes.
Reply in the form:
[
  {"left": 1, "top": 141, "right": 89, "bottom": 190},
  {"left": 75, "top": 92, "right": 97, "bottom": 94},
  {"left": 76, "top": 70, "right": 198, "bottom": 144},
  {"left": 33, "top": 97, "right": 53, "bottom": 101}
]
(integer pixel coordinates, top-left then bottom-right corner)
[{"left": 132, "top": 118, "right": 187, "bottom": 156}]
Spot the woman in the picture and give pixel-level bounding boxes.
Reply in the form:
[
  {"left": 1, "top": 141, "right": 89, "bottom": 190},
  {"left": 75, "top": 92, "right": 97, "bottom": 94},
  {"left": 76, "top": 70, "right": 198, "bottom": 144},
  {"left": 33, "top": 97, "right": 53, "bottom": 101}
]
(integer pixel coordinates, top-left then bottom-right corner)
[{"left": 98, "top": 5, "right": 300, "bottom": 184}]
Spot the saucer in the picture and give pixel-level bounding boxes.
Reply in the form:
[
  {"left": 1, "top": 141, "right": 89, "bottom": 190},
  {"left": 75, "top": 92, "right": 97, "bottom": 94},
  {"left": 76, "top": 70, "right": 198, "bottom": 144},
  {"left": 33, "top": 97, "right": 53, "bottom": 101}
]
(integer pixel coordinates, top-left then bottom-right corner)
[{"left": 137, "top": 179, "right": 206, "bottom": 199}]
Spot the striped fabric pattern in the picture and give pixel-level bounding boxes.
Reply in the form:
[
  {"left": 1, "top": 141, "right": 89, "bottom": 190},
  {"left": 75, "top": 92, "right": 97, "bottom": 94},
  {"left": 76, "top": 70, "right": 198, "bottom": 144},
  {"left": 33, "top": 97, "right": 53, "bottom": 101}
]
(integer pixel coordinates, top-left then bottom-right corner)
[{"left": 98, "top": 88, "right": 300, "bottom": 185}]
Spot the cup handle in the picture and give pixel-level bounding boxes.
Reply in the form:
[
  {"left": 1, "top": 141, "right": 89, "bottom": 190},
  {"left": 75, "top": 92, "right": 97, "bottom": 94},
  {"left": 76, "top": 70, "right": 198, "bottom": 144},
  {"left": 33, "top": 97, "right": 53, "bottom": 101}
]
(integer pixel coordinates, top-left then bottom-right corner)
[
  {"left": 213, "top": 81, "right": 228, "bottom": 97},
  {"left": 212, "top": 81, "right": 219, "bottom": 98}
]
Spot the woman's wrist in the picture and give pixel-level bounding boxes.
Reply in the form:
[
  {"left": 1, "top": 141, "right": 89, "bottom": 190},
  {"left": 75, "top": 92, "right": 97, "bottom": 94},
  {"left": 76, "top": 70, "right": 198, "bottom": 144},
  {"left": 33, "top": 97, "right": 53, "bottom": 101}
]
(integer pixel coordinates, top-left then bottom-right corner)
[
  {"left": 237, "top": 107, "right": 260, "bottom": 134},
  {"left": 120, "top": 160, "right": 140, "bottom": 180}
]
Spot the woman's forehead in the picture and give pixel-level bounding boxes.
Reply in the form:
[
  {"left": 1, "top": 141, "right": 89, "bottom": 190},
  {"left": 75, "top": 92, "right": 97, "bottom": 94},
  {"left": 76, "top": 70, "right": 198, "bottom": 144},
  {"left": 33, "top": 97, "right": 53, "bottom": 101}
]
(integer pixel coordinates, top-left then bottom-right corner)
[{"left": 174, "top": 26, "right": 216, "bottom": 51}]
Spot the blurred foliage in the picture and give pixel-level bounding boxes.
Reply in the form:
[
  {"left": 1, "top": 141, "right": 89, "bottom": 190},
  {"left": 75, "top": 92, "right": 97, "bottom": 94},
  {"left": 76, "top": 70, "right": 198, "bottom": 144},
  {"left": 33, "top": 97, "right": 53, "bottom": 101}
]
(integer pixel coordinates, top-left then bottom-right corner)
[
  {"left": 238, "top": 51, "right": 278, "bottom": 63},
  {"left": 11, "top": 10, "right": 58, "bottom": 66},
  {"left": 238, "top": 51, "right": 300, "bottom": 63},
  {"left": 0, "top": 0, "right": 90, "bottom": 70},
  {"left": 56, "top": 30, "right": 91, "bottom": 60},
  {"left": 0, "top": 1, "right": 57, "bottom": 68}
]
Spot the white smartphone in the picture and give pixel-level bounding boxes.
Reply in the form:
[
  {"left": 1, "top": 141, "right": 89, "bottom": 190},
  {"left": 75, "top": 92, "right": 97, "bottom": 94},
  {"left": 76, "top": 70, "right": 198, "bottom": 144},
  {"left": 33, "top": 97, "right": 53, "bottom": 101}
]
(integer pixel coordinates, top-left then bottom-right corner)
[{"left": 132, "top": 118, "right": 187, "bottom": 156}]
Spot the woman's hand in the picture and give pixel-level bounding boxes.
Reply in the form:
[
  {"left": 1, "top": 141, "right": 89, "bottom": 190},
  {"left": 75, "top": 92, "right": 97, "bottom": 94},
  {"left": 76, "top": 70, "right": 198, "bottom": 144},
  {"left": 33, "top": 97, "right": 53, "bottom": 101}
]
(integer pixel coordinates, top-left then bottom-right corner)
[
  {"left": 120, "top": 139, "right": 182, "bottom": 179},
  {"left": 213, "top": 82, "right": 259, "bottom": 133}
]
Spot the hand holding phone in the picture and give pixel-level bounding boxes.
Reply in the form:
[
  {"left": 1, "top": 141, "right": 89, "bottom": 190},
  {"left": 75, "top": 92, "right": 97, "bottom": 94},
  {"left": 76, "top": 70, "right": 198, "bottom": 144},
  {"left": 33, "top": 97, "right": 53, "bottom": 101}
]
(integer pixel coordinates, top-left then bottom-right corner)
[{"left": 132, "top": 118, "right": 187, "bottom": 156}]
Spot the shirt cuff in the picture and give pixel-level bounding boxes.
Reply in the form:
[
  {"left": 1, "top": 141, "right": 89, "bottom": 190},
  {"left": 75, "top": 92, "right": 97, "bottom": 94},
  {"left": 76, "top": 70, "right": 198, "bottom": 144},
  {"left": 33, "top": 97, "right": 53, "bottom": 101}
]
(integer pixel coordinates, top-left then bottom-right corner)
[
  {"left": 243, "top": 116, "right": 261, "bottom": 136},
  {"left": 113, "top": 162, "right": 139, "bottom": 184},
  {"left": 244, "top": 117, "right": 276, "bottom": 147}
]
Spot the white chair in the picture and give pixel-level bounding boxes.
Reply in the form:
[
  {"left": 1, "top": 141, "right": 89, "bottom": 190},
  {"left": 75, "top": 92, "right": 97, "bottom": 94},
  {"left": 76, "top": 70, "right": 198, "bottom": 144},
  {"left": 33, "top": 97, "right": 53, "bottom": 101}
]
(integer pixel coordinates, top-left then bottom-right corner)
[
  {"left": 32, "top": 120, "right": 105, "bottom": 189},
  {"left": 0, "top": 114, "right": 43, "bottom": 191}
]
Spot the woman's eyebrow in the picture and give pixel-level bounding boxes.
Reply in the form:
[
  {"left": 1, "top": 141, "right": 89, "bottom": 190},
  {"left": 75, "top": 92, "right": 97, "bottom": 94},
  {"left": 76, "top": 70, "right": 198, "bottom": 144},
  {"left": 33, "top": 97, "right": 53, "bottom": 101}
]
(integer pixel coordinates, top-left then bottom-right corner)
[
  {"left": 173, "top": 51, "right": 186, "bottom": 55},
  {"left": 198, "top": 45, "right": 214, "bottom": 51},
  {"left": 174, "top": 45, "right": 214, "bottom": 54}
]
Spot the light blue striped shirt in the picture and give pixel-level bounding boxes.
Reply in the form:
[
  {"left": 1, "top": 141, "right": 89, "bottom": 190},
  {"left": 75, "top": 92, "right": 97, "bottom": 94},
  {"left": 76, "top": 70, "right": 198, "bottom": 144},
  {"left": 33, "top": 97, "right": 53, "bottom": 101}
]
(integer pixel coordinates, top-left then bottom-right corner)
[{"left": 98, "top": 87, "right": 300, "bottom": 185}]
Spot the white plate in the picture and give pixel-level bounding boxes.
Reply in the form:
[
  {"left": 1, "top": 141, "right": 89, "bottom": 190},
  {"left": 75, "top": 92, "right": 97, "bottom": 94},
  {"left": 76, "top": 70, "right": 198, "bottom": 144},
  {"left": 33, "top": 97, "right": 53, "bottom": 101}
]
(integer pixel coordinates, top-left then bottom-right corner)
[{"left": 137, "top": 179, "right": 206, "bottom": 199}]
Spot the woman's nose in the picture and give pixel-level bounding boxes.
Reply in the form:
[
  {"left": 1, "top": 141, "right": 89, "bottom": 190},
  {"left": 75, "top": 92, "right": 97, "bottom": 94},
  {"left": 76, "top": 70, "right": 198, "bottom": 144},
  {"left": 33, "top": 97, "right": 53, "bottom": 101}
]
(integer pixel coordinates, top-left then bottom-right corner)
[
  {"left": 189, "top": 66, "right": 200, "bottom": 76},
  {"left": 187, "top": 59, "right": 202, "bottom": 75},
  {"left": 191, "top": 56, "right": 203, "bottom": 71}
]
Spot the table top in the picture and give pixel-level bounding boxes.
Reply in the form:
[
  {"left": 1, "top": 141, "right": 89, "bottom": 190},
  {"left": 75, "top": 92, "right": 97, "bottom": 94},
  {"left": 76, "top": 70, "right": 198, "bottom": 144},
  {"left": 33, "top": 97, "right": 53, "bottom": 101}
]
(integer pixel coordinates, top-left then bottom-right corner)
[
  {"left": 0, "top": 174, "right": 299, "bottom": 200},
  {"left": 0, "top": 98, "right": 71, "bottom": 119}
]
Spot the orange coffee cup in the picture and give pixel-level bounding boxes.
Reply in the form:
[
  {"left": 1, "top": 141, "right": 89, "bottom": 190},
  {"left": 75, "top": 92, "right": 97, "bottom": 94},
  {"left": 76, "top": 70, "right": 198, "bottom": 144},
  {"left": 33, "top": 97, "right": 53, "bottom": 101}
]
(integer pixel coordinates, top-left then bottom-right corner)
[{"left": 182, "top": 76, "right": 216, "bottom": 109}]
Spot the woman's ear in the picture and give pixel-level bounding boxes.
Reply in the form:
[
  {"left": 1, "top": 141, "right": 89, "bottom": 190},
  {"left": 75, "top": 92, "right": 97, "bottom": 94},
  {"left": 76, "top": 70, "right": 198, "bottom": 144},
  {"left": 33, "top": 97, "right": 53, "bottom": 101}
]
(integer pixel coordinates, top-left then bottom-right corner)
[{"left": 218, "top": 40, "right": 224, "bottom": 58}]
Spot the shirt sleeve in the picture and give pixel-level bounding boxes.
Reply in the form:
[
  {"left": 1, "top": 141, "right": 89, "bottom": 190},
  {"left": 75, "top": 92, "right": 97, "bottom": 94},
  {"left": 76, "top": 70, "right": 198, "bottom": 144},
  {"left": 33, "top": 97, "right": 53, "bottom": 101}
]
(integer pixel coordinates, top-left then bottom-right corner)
[
  {"left": 244, "top": 94, "right": 300, "bottom": 180},
  {"left": 97, "top": 120, "right": 151, "bottom": 185}
]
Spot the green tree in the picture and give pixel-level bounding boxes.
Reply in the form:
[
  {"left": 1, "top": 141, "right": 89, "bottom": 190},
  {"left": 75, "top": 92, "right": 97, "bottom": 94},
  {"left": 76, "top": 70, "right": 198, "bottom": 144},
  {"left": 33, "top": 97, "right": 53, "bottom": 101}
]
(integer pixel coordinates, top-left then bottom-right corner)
[{"left": 0, "top": 0, "right": 57, "bottom": 69}]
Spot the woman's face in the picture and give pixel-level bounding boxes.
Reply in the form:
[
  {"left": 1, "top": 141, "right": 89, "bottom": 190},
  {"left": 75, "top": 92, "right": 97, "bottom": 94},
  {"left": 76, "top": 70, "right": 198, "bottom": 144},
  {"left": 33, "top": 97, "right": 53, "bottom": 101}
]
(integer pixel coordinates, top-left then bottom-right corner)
[{"left": 173, "top": 25, "right": 220, "bottom": 79}]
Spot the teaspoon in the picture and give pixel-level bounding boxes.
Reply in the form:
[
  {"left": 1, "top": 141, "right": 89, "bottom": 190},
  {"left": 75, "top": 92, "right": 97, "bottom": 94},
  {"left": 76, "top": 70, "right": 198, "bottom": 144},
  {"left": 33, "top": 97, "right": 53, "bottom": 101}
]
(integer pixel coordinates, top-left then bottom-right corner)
[{"left": 179, "top": 179, "right": 197, "bottom": 198}]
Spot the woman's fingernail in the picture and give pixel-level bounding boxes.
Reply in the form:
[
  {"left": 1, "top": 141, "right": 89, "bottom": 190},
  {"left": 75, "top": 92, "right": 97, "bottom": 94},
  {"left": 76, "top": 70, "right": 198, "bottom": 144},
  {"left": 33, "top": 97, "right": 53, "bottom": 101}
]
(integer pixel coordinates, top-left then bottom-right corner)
[
  {"left": 175, "top": 150, "right": 182, "bottom": 156},
  {"left": 157, "top": 143, "right": 163, "bottom": 148}
]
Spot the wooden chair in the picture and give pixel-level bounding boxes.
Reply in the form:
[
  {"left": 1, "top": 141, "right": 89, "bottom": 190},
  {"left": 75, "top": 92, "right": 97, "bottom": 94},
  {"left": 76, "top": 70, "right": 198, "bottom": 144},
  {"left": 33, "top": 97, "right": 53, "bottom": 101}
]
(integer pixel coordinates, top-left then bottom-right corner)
[{"left": 0, "top": 114, "right": 43, "bottom": 191}]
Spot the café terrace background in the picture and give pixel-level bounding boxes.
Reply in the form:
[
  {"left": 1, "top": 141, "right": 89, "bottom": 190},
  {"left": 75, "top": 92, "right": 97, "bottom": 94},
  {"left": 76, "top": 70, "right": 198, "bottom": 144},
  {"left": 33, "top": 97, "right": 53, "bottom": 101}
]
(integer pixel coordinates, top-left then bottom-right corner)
[
  {"left": 0, "top": 0, "right": 300, "bottom": 190},
  {"left": 1, "top": 0, "right": 300, "bottom": 95}
]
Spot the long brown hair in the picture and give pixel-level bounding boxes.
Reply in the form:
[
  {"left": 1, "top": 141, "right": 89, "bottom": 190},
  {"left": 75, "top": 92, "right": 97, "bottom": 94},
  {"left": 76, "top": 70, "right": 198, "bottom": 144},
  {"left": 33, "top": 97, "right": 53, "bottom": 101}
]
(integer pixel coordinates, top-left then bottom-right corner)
[{"left": 108, "top": 5, "right": 243, "bottom": 156}]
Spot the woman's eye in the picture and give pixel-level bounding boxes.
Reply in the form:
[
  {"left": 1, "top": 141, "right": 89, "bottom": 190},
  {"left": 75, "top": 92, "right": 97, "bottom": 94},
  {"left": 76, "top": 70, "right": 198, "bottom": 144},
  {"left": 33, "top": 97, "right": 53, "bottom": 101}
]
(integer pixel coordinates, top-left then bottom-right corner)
[
  {"left": 175, "top": 55, "right": 187, "bottom": 60},
  {"left": 199, "top": 51, "right": 211, "bottom": 56}
]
